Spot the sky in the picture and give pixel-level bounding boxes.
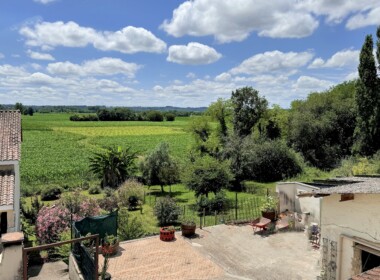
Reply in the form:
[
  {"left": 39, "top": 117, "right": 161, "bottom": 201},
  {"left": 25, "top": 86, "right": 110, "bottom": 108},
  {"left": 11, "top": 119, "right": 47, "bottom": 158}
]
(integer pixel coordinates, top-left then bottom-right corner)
[{"left": 0, "top": 0, "right": 380, "bottom": 108}]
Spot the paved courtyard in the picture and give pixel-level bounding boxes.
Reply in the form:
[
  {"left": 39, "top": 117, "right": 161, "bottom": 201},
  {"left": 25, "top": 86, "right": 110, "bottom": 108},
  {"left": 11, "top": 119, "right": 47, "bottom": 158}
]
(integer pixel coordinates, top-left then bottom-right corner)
[{"left": 100, "top": 224, "right": 320, "bottom": 280}]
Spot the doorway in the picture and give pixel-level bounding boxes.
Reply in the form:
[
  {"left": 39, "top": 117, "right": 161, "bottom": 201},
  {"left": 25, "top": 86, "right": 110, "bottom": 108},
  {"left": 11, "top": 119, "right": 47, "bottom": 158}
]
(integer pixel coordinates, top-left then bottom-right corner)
[{"left": 0, "top": 212, "right": 7, "bottom": 234}]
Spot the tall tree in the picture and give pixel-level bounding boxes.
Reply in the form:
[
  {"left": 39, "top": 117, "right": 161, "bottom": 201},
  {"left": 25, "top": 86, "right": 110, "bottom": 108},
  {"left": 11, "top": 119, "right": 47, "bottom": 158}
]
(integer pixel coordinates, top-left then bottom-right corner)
[
  {"left": 182, "top": 156, "right": 233, "bottom": 198},
  {"left": 231, "top": 87, "right": 268, "bottom": 138},
  {"left": 207, "top": 98, "right": 232, "bottom": 141},
  {"left": 89, "top": 146, "right": 137, "bottom": 188},
  {"left": 139, "top": 142, "right": 180, "bottom": 193},
  {"left": 14, "top": 102, "right": 25, "bottom": 113},
  {"left": 354, "top": 32, "right": 380, "bottom": 156}
]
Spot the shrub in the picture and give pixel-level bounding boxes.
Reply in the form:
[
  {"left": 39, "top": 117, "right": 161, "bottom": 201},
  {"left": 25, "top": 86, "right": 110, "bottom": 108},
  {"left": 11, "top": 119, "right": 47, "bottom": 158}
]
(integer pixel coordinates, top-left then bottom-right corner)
[
  {"left": 88, "top": 185, "right": 101, "bottom": 195},
  {"left": 165, "top": 113, "right": 176, "bottom": 121},
  {"left": 98, "top": 195, "right": 119, "bottom": 212},
  {"left": 118, "top": 179, "right": 144, "bottom": 209},
  {"left": 245, "top": 140, "right": 302, "bottom": 182},
  {"left": 118, "top": 208, "right": 144, "bottom": 241},
  {"left": 196, "top": 192, "right": 232, "bottom": 214},
  {"left": 146, "top": 111, "right": 164, "bottom": 122},
  {"left": 41, "top": 186, "right": 62, "bottom": 201},
  {"left": 154, "top": 196, "right": 181, "bottom": 226}
]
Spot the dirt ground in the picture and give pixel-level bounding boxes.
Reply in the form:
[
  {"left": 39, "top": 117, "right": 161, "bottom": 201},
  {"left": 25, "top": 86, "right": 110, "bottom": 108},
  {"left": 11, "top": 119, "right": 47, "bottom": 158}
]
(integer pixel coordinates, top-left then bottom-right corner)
[{"left": 101, "top": 224, "right": 320, "bottom": 280}]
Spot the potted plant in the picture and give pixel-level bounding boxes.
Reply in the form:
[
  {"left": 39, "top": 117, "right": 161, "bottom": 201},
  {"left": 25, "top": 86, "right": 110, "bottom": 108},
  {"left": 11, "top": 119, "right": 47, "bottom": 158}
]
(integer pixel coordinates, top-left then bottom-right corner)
[
  {"left": 260, "top": 195, "right": 278, "bottom": 221},
  {"left": 181, "top": 220, "right": 196, "bottom": 237},
  {"left": 159, "top": 226, "right": 175, "bottom": 241},
  {"left": 101, "top": 234, "right": 119, "bottom": 256}
]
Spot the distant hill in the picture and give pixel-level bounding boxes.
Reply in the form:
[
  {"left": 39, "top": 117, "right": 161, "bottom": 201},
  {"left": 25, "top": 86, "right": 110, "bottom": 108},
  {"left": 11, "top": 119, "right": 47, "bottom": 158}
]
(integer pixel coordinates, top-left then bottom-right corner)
[{"left": 0, "top": 104, "right": 207, "bottom": 113}]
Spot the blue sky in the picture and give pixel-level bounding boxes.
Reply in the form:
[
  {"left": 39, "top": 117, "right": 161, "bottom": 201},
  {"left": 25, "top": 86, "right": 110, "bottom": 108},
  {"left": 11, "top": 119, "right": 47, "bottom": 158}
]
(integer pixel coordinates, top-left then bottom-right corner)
[{"left": 0, "top": 0, "right": 379, "bottom": 107}]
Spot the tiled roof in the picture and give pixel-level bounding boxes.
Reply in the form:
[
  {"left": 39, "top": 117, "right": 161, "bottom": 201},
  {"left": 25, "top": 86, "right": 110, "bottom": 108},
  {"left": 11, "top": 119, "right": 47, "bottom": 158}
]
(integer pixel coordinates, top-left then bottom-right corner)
[
  {"left": 0, "top": 110, "right": 21, "bottom": 161},
  {"left": 0, "top": 170, "right": 15, "bottom": 206},
  {"left": 351, "top": 266, "right": 380, "bottom": 279}
]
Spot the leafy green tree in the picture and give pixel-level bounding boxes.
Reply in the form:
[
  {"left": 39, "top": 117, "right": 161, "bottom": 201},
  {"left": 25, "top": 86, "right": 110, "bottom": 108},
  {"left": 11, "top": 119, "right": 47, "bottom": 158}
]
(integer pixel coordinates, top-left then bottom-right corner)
[
  {"left": 288, "top": 81, "right": 356, "bottom": 169},
  {"left": 90, "top": 146, "right": 137, "bottom": 188},
  {"left": 188, "top": 116, "right": 221, "bottom": 157},
  {"left": 206, "top": 98, "right": 232, "bottom": 141},
  {"left": 27, "top": 107, "right": 34, "bottom": 116},
  {"left": 354, "top": 30, "right": 380, "bottom": 156},
  {"left": 182, "top": 156, "right": 233, "bottom": 197},
  {"left": 14, "top": 102, "right": 25, "bottom": 113},
  {"left": 231, "top": 87, "right": 268, "bottom": 138},
  {"left": 139, "top": 142, "right": 179, "bottom": 193}
]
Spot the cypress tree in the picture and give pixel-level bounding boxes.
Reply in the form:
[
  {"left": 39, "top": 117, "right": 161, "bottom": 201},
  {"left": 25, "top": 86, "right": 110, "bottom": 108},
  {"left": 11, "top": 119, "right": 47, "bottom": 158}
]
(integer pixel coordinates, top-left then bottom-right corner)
[{"left": 354, "top": 32, "right": 380, "bottom": 156}]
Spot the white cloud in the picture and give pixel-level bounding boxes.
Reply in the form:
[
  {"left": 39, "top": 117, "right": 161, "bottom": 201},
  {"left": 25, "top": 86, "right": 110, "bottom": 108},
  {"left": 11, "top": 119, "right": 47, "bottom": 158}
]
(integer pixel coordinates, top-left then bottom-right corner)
[
  {"left": 346, "top": 7, "right": 380, "bottom": 30},
  {"left": 167, "top": 42, "right": 221, "bottom": 65},
  {"left": 345, "top": 71, "right": 358, "bottom": 81},
  {"left": 20, "top": 21, "right": 167, "bottom": 54},
  {"left": 153, "top": 85, "right": 164, "bottom": 92},
  {"left": 161, "top": 0, "right": 319, "bottom": 43},
  {"left": 47, "top": 57, "right": 141, "bottom": 78},
  {"left": 186, "top": 72, "right": 196, "bottom": 79},
  {"left": 27, "top": 50, "right": 55, "bottom": 61},
  {"left": 230, "top": 50, "right": 314, "bottom": 75},
  {"left": 308, "top": 49, "right": 359, "bottom": 69},
  {"left": 293, "top": 76, "right": 333, "bottom": 90},
  {"left": 215, "top": 72, "right": 231, "bottom": 82},
  {"left": 34, "top": 0, "right": 58, "bottom": 4},
  {"left": 298, "top": 0, "right": 379, "bottom": 24}
]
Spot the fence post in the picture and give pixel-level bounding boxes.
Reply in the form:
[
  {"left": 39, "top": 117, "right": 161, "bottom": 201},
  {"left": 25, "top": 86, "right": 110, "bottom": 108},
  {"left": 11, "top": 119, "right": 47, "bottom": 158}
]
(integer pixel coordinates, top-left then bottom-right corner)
[
  {"left": 23, "top": 247, "right": 27, "bottom": 280},
  {"left": 94, "top": 235, "right": 99, "bottom": 280},
  {"left": 214, "top": 211, "right": 217, "bottom": 225},
  {"left": 203, "top": 208, "right": 206, "bottom": 228},
  {"left": 235, "top": 192, "right": 238, "bottom": 221},
  {"left": 200, "top": 211, "right": 202, "bottom": 229}
]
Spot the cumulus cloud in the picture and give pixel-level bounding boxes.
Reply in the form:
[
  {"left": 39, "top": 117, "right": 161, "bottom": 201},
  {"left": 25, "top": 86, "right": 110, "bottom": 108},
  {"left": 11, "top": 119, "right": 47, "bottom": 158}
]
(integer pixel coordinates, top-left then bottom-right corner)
[
  {"left": 230, "top": 50, "right": 314, "bottom": 75},
  {"left": 161, "top": 0, "right": 319, "bottom": 42},
  {"left": 346, "top": 7, "right": 380, "bottom": 30},
  {"left": 215, "top": 72, "right": 231, "bottom": 82},
  {"left": 167, "top": 42, "right": 221, "bottom": 65},
  {"left": 308, "top": 49, "right": 359, "bottom": 69},
  {"left": 47, "top": 57, "right": 141, "bottom": 78},
  {"left": 293, "top": 76, "right": 333, "bottom": 90},
  {"left": 19, "top": 21, "right": 167, "bottom": 54},
  {"left": 27, "top": 50, "right": 55, "bottom": 61}
]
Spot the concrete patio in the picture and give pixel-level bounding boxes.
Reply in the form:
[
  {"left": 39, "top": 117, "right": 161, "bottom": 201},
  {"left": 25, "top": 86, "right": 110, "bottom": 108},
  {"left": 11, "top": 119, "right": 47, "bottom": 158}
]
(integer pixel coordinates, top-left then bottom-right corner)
[{"left": 100, "top": 224, "right": 320, "bottom": 280}]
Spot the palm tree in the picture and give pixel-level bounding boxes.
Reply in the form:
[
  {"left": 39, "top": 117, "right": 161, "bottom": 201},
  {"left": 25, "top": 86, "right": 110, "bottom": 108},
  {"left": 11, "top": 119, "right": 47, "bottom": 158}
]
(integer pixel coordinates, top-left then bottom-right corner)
[{"left": 89, "top": 146, "right": 137, "bottom": 188}]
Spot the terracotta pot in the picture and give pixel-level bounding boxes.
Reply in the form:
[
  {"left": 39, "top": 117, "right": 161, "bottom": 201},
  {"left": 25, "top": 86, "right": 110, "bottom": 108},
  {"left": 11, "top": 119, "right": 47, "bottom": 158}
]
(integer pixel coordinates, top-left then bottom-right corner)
[
  {"left": 262, "top": 211, "right": 276, "bottom": 221},
  {"left": 160, "top": 227, "right": 175, "bottom": 241},
  {"left": 181, "top": 224, "right": 196, "bottom": 237},
  {"left": 101, "top": 242, "right": 119, "bottom": 256}
]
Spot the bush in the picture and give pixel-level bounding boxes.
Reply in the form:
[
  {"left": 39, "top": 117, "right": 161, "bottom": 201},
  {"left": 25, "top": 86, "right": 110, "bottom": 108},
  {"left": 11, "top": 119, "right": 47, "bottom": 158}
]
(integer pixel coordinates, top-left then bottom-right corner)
[
  {"left": 165, "top": 113, "right": 176, "bottom": 121},
  {"left": 118, "top": 208, "right": 144, "bottom": 241},
  {"left": 88, "top": 185, "right": 101, "bottom": 195},
  {"left": 98, "top": 195, "right": 119, "bottom": 212},
  {"left": 196, "top": 192, "right": 232, "bottom": 214},
  {"left": 154, "top": 196, "right": 181, "bottom": 226},
  {"left": 245, "top": 140, "right": 302, "bottom": 182},
  {"left": 146, "top": 111, "right": 164, "bottom": 122},
  {"left": 41, "top": 186, "right": 62, "bottom": 201},
  {"left": 118, "top": 180, "right": 144, "bottom": 209}
]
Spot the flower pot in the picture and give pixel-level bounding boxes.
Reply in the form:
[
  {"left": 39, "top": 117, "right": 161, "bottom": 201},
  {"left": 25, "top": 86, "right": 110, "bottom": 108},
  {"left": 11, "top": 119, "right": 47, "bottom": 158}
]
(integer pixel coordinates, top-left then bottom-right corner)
[
  {"left": 261, "top": 211, "right": 276, "bottom": 221},
  {"left": 160, "top": 227, "right": 175, "bottom": 241},
  {"left": 181, "top": 224, "right": 196, "bottom": 237},
  {"left": 101, "top": 242, "right": 119, "bottom": 256}
]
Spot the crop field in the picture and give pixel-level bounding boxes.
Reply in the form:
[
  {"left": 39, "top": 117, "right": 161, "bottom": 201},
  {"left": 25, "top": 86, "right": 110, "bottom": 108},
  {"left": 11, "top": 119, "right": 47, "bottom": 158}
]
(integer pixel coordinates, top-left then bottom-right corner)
[{"left": 21, "top": 113, "right": 194, "bottom": 194}]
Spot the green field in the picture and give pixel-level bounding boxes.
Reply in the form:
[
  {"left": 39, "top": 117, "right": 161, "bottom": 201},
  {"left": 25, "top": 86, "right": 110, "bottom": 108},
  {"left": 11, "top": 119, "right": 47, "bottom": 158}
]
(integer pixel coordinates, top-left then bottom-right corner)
[{"left": 21, "top": 113, "right": 194, "bottom": 194}]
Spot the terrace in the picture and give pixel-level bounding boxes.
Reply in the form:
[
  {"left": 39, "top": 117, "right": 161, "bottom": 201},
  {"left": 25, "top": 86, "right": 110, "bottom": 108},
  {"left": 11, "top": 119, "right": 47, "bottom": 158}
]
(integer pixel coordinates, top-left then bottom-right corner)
[{"left": 99, "top": 224, "right": 320, "bottom": 279}]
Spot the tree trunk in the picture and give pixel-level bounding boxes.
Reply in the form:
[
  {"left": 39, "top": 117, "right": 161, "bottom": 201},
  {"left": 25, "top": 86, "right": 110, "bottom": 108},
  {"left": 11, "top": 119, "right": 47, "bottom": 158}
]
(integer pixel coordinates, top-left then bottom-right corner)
[{"left": 161, "top": 185, "right": 164, "bottom": 193}]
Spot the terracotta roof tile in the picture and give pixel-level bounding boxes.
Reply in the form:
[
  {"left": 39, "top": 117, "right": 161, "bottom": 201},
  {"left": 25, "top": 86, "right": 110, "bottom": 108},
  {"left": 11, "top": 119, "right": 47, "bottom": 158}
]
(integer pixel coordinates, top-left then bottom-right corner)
[
  {"left": 0, "top": 110, "right": 21, "bottom": 161},
  {"left": 351, "top": 266, "right": 380, "bottom": 279},
  {"left": 0, "top": 170, "right": 14, "bottom": 206}
]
